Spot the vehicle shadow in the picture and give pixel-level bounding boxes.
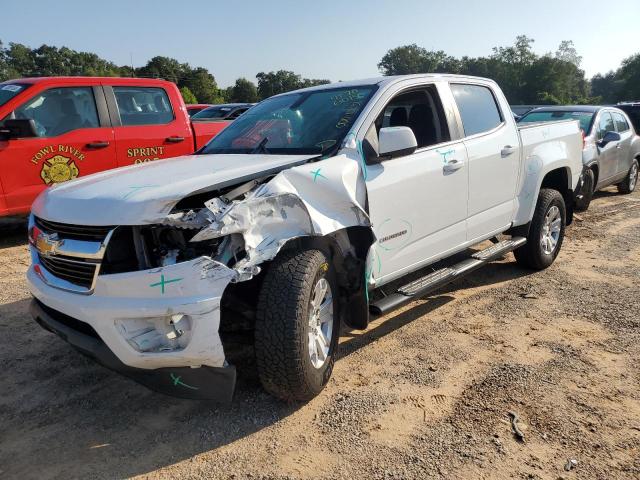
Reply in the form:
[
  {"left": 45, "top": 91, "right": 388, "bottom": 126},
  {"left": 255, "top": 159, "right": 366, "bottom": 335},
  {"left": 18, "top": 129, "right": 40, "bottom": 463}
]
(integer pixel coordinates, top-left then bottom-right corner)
[
  {"left": 0, "top": 257, "right": 532, "bottom": 479},
  {"left": 340, "top": 258, "right": 532, "bottom": 357},
  {"left": 0, "top": 219, "right": 27, "bottom": 249}
]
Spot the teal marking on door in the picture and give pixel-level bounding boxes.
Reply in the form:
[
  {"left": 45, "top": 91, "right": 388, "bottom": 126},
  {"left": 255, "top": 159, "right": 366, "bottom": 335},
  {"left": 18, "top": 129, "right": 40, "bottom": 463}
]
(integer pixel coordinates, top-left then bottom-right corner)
[
  {"left": 310, "top": 168, "right": 327, "bottom": 182},
  {"left": 436, "top": 149, "right": 455, "bottom": 163},
  {"left": 170, "top": 373, "right": 199, "bottom": 390},
  {"left": 149, "top": 274, "right": 183, "bottom": 294}
]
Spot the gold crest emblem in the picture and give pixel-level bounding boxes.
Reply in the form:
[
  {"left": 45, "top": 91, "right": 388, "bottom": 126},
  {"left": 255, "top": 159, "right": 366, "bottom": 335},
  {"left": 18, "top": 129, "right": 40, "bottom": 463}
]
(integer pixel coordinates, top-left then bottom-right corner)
[{"left": 40, "top": 155, "right": 79, "bottom": 185}]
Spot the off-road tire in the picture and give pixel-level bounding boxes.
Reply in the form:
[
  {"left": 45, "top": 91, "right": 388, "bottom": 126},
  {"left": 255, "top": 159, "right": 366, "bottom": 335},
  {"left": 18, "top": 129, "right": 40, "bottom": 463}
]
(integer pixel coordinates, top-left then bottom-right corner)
[
  {"left": 514, "top": 188, "right": 566, "bottom": 270},
  {"left": 255, "top": 249, "right": 339, "bottom": 402},
  {"left": 575, "top": 168, "right": 594, "bottom": 212},
  {"left": 617, "top": 159, "right": 638, "bottom": 194}
]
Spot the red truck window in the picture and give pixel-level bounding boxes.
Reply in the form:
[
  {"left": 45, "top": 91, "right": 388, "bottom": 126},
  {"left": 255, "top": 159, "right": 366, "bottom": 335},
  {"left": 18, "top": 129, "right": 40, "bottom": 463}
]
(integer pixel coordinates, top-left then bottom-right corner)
[
  {"left": 9, "top": 87, "right": 100, "bottom": 137},
  {"left": 113, "top": 87, "right": 174, "bottom": 126}
]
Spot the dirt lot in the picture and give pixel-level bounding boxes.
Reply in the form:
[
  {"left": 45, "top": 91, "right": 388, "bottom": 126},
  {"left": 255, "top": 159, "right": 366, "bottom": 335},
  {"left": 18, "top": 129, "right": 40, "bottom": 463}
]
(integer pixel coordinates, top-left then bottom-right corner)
[{"left": 1, "top": 187, "right": 639, "bottom": 480}]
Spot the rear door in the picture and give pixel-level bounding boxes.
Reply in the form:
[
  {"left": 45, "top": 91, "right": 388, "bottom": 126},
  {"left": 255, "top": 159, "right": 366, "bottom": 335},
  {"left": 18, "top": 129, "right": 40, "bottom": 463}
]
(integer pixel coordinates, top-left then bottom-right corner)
[
  {"left": 0, "top": 85, "right": 115, "bottom": 214},
  {"left": 104, "top": 84, "right": 193, "bottom": 166},
  {"left": 595, "top": 111, "right": 618, "bottom": 183},
  {"left": 612, "top": 111, "right": 633, "bottom": 177},
  {"left": 450, "top": 82, "right": 521, "bottom": 241}
]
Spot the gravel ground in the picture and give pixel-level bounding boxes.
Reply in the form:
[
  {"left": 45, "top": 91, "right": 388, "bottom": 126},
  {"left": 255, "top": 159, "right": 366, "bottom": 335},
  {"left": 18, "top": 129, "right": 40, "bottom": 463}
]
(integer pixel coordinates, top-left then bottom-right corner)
[{"left": 0, "top": 186, "right": 639, "bottom": 480}]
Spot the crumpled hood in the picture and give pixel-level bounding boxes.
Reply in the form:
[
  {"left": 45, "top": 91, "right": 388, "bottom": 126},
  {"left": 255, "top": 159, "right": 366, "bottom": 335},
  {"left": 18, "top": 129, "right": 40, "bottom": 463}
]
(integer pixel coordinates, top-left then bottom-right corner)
[{"left": 32, "top": 153, "right": 316, "bottom": 225}]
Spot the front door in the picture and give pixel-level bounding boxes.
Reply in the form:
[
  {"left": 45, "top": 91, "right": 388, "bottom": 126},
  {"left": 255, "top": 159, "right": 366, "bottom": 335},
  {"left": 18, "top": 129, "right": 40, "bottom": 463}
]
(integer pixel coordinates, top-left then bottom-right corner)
[
  {"left": 0, "top": 86, "right": 116, "bottom": 215},
  {"left": 365, "top": 86, "right": 468, "bottom": 285},
  {"left": 105, "top": 85, "right": 192, "bottom": 167},
  {"left": 450, "top": 83, "right": 521, "bottom": 240}
]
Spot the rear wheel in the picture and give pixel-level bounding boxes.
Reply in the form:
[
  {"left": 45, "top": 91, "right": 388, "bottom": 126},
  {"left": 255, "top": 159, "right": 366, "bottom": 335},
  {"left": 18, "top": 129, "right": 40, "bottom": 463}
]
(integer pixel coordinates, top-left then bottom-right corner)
[
  {"left": 575, "top": 168, "right": 594, "bottom": 211},
  {"left": 255, "top": 248, "right": 339, "bottom": 402},
  {"left": 617, "top": 159, "right": 638, "bottom": 194},
  {"left": 514, "top": 188, "right": 566, "bottom": 270}
]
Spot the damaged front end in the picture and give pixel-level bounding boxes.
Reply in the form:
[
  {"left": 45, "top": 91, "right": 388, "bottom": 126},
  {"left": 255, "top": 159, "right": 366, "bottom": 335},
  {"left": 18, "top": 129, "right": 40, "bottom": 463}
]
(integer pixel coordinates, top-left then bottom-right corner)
[{"left": 28, "top": 152, "right": 374, "bottom": 402}]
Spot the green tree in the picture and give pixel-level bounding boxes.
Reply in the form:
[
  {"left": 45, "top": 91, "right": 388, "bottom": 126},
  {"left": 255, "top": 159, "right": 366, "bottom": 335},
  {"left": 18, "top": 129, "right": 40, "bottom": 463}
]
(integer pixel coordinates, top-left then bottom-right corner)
[
  {"left": 136, "top": 56, "right": 187, "bottom": 83},
  {"left": 590, "top": 72, "right": 620, "bottom": 103},
  {"left": 179, "top": 86, "right": 198, "bottom": 104},
  {"left": 378, "top": 44, "right": 460, "bottom": 75},
  {"left": 256, "top": 70, "right": 304, "bottom": 99},
  {"left": 255, "top": 70, "right": 329, "bottom": 99},
  {"left": 555, "top": 40, "right": 582, "bottom": 67},
  {"left": 379, "top": 36, "right": 594, "bottom": 105},
  {"left": 228, "top": 77, "right": 258, "bottom": 103},
  {"left": 300, "top": 77, "right": 331, "bottom": 88},
  {"left": 617, "top": 53, "right": 640, "bottom": 101},
  {"left": 6, "top": 42, "right": 36, "bottom": 77},
  {"left": 0, "top": 41, "right": 9, "bottom": 81},
  {"left": 183, "top": 67, "right": 220, "bottom": 103}
]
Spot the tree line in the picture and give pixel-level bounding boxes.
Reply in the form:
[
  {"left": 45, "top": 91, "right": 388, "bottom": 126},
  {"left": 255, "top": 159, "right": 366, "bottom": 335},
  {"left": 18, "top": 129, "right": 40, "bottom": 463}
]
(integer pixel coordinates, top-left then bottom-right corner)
[
  {"left": 378, "top": 36, "right": 638, "bottom": 105},
  {"left": 0, "top": 40, "right": 329, "bottom": 104},
  {"left": 1, "top": 37, "right": 638, "bottom": 106}
]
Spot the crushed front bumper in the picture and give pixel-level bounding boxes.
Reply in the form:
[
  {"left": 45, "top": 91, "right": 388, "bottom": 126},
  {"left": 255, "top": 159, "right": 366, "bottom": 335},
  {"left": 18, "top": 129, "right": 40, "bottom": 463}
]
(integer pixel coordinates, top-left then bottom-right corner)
[
  {"left": 27, "top": 255, "right": 239, "bottom": 402},
  {"left": 30, "top": 298, "right": 236, "bottom": 402}
]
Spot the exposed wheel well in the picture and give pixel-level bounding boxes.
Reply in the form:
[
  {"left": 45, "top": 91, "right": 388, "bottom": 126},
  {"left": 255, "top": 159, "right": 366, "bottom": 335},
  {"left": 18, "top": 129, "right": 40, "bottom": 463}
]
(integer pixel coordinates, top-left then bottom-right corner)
[
  {"left": 540, "top": 167, "right": 574, "bottom": 225},
  {"left": 281, "top": 227, "right": 375, "bottom": 330},
  {"left": 220, "top": 226, "right": 375, "bottom": 333}
]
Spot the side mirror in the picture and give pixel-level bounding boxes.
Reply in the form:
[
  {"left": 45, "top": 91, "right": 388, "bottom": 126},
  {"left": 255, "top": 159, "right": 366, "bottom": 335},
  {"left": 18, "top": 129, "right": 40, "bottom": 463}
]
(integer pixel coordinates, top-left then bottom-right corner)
[
  {"left": 598, "top": 130, "right": 621, "bottom": 147},
  {"left": 0, "top": 119, "right": 38, "bottom": 140},
  {"left": 377, "top": 126, "right": 417, "bottom": 160}
]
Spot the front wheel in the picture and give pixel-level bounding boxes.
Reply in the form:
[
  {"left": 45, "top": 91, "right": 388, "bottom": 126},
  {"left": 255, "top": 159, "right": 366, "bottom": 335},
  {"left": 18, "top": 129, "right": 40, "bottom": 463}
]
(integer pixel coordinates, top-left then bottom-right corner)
[
  {"left": 514, "top": 188, "right": 566, "bottom": 270},
  {"left": 617, "top": 159, "right": 638, "bottom": 194},
  {"left": 255, "top": 248, "right": 339, "bottom": 402}
]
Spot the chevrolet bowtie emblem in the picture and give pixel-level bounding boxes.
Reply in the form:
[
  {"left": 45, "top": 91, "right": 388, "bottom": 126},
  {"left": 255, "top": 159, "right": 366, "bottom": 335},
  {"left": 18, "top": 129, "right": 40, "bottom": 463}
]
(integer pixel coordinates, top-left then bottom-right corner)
[{"left": 35, "top": 232, "right": 62, "bottom": 256}]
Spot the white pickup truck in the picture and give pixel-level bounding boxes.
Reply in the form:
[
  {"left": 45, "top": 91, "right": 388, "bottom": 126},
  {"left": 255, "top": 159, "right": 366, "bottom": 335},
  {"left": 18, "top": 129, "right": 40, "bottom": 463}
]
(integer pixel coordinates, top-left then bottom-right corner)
[{"left": 27, "top": 75, "right": 583, "bottom": 402}]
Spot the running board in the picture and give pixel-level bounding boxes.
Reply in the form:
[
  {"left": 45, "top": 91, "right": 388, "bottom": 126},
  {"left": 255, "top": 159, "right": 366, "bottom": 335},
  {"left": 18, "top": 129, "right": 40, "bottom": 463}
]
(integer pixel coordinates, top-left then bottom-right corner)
[{"left": 369, "top": 237, "right": 527, "bottom": 316}]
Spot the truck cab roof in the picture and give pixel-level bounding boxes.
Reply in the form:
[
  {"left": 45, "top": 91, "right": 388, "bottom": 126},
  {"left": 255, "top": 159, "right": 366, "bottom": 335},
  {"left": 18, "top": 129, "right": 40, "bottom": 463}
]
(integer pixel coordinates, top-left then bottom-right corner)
[
  {"left": 1, "top": 76, "right": 175, "bottom": 88},
  {"left": 277, "top": 74, "right": 499, "bottom": 96}
]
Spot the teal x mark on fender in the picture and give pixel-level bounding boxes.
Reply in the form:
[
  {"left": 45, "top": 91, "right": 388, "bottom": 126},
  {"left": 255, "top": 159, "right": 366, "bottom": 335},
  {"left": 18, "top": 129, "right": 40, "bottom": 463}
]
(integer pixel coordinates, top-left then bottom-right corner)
[
  {"left": 170, "top": 373, "right": 199, "bottom": 390},
  {"left": 149, "top": 273, "right": 183, "bottom": 294},
  {"left": 310, "top": 168, "right": 327, "bottom": 182}
]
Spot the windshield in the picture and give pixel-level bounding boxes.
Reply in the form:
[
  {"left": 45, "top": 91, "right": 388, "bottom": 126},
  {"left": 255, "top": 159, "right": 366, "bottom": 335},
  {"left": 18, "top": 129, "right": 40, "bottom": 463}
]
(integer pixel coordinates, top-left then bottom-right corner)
[
  {"left": 0, "top": 83, "right": 30, "bottom": 108},
  {"left": 200, "top": 85, "right": 378, "bottom": 155},
  {"left": 192, "top": 106, "right": 233, "bottom": 119},
  {"left": 519, "top": 110, "right": 594, "bottom": 133}
]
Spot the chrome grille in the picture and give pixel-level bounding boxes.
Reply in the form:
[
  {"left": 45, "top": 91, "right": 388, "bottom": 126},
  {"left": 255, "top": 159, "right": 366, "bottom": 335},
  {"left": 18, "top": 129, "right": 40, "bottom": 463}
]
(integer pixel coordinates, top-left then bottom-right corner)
[
  {"left": 35, "top": 217, "right": 114, "bottom": 241},
  {"left": 32, "top": 216, "right": 113, "bottom": 293},
  {"left": 38, "top": 255, "right": 99, "bottom": 289}
]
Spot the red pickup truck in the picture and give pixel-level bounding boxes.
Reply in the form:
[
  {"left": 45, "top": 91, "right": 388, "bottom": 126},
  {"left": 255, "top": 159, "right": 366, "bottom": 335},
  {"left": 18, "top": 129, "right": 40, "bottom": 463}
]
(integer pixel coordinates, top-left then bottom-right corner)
[{"left": 0, "top": 77, "right": 231, "bottom": 218}]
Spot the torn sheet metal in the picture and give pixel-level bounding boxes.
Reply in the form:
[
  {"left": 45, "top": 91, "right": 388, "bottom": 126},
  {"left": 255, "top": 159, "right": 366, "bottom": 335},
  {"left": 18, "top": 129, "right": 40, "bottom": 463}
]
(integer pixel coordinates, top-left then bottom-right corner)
[{"left": 182, "top": 150, "right": 372, "bottom": 279}]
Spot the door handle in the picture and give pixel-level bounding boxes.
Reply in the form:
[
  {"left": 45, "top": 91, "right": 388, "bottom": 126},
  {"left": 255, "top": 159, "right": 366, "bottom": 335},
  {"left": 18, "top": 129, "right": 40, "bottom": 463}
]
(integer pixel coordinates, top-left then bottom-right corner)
[
  {"left": 166, "top": 136, "right": 185, "bottom": 143},
  {"left": 443, "top": 159, "right": 464, "bottom": 173},
  {"left": 86, "top": 141, "right": 110, "bottom": 149},
  {"left": 501, "top": 145, "right": 516, "bottom": 157},
  {"left": 615, "top": 144, "right": 622, "bottom": 149}
]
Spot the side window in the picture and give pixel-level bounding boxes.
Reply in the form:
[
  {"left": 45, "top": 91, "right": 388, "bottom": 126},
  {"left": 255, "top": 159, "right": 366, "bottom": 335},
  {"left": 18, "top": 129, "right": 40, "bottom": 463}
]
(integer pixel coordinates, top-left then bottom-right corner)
[
  {"left": 612, "top": 112, "right": 630, "bottom": 132},
  {"left": 597, "top": 112, "right": 616, "bottom": 140},
  {"left": 113, "top": 87, "right": 174, "bottom": 126},
  {"left": 11, "top": 87, "right": 99, "bottom": 137},
  {"left": 451, "top": 83, "right": 503, "bottom": 137},
  {"left": 375, "top": 87, "right": 450, "bottom": 149}
]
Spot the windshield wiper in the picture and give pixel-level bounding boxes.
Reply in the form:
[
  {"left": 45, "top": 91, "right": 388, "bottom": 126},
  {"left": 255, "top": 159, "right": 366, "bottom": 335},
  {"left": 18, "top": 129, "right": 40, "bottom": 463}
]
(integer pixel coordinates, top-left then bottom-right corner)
[{"left": 251, "top": 137, "right": 269, "bottom": 154}]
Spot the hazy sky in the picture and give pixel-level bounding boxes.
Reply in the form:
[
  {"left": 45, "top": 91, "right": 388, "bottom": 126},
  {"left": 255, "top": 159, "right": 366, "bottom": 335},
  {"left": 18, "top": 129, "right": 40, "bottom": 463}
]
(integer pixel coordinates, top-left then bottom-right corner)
[{"left": 3, "top": 0, "right": 639, "bottom": 86}]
